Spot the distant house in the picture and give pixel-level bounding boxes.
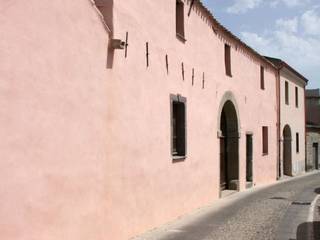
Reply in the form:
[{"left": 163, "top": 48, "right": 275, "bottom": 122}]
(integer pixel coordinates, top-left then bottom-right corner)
[
  {"left": 265, "top": 57, "right": 308, "bottom": 177},
  {"left": 306, "top": 89, "right": 320, "bottom": 171}
]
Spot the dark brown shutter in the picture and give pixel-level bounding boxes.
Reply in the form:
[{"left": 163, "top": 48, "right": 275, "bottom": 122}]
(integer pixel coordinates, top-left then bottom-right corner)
[
  {"left": 225, "top": 44, "right": 232, "bottom": 77},
  {"left": 260, "top": 66, "right": 265, "bottom": 90},
  {"left": 263, "top": 127, "right": 268, "bottom": 155},
  {"left": 176, "top": 0, "right": 185, "bottom": 38}
]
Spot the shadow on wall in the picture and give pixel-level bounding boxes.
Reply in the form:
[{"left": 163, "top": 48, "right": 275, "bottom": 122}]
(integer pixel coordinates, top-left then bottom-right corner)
[
  {"left": 95, "top": 0, "right": 114, "bottom": 68},
  {"left": 295, "top": 222, "right": 320, "bottom": 240}
]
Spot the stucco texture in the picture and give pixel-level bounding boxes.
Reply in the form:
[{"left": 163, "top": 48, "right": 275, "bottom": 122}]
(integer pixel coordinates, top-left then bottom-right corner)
[
  {"left": 108, "top": 0, "right": 278, "bottom": 239},
  {"left": 0, "top": 0, "right": 111, "bottom": 239},
  {"left": 0, "top": 0, "right": 278, "bottom": 240}
]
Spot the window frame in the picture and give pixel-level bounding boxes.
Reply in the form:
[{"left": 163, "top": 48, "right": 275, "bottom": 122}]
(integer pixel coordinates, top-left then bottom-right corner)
[
  {"left": 262, "top": 126, "right": 269, "bottom": 155},
  {"left": 170, "top": 94, "right": 187, "bottom": 161},
  {"left": 260, "top": 66, "right": 265, "bottom": 90},
  {"left": 225, "top": 44, "right": 232, "bottom": 77},
  {"left": 295, "top": 86, "right": 299, "bottom": 108},
  {"left": 176, "top": 0, "right": 186, "bottom": 42},
  {"left": 285, "top": 81, "right": 289, "bottom": 105},
  {"left": 296, "top": 133, "right": 300, "bottom": 153}
]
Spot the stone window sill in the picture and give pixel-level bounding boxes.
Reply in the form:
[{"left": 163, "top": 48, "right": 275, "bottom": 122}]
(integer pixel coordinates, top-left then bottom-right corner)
[
  {"left": 176, "top": 33, "right": 187, "bottom": 43},
  {"left": 172, "top": 156, "right": 186, "bottom": 163}
]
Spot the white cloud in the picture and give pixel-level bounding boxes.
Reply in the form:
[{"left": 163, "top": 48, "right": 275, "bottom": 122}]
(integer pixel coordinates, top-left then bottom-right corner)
[
  {"left": 269, "top": 1, "right": 279, "bottom": 8},
  {"left": 301, "top": 8, "right": 320, "bottom": 35},
  {"left": 227, "top": 0, "right": 262, "bottom": 14},
  {"left": 227, "top": 0, "right": 311, "bottom": 14},
  {"left": 276, "top": 17, "right": 298, "bottom": 33},
  {"left": 240, "top": 16, "right": 320, "bottom": 86},
  {"left": 241, "top": 28, "right": 320, "bottom": 64},
  {"left": 240, "top": 32, "right": 271, "bottom": 48},
  {"left": 281, "top": 0, "right": 305, "bottom": 8},
  {"left": 225, "top": 1, "right": 319, "bottom": 87},
  {"left": 275, "top": 0, "right": 311, "bottom": 8}
]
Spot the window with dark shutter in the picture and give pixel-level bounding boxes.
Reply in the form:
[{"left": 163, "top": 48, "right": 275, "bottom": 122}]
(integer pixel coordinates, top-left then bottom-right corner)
[
  {"left": 176, "top": 0, "right": 185, "bottom": 41},
  {"left": 171, "top": 94, "right": 186, "bottom": 159},
  {"left": 225, "top": 44, "right": 232, "bottom": 77},
  {"left": 295, "top": 87, "right": 299, "bottom": 108},
  {"left": 296, "top": 133, "right": 300, "bottom": 153},
  {"left": 260, "top": 66, "right": 265, "bottom": 90},
  {"left": 285, "top": 81, "right": 289, "bottom": 105},
  {"left": 262, "top": 126, "right": 268, "bottom": 155}
]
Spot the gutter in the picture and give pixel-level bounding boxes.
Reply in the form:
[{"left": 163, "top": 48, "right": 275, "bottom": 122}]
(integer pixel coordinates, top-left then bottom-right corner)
[
  {"left": 264, "top": 56, "right": 309, "bottom": 85},
  {"left": 280, "top": 62, "right": 309, "bottom": 84}
]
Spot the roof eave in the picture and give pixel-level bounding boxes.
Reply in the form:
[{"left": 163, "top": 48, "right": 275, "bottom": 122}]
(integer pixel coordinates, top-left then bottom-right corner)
[
  {"left": 264, "top": 56, "right": 308, "bottom": 84},
  {"left": 197, "top": 0, "right": 277, "bottom": 71},
  {"left": 279, "top": 63, "right": 309, "bottom": 84}
]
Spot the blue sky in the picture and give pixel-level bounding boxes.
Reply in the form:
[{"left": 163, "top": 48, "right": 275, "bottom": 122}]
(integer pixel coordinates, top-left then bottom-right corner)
[{"left": 202, "top": 0, "right": 319, "bottom": 89}]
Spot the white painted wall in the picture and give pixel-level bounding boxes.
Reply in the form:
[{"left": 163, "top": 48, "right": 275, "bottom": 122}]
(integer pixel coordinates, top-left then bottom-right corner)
[{"left": 280, "top": 68, "right": 306, "bottom": 175}]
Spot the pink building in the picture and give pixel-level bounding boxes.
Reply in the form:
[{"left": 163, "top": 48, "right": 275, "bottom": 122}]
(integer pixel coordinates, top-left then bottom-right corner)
[{"left": 0, "top": 1, "right": 307, "bottom": 240}]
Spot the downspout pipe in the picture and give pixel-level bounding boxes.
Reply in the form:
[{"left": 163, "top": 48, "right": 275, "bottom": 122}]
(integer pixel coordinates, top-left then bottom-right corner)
[
  {"left": 304, "top": 86, "right": 307, "bottom": 172},
  {"left": 277, "top": 68, "right": 281, "bottom": 180}
]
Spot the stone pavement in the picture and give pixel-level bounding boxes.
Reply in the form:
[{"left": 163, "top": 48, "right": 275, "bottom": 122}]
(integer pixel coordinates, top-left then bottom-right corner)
[
  {"left": 133, "top": 171, "right": 320, "bottom": 240},
  {"left": 275, "top": 187, "right": 320, "bottom": 240}
]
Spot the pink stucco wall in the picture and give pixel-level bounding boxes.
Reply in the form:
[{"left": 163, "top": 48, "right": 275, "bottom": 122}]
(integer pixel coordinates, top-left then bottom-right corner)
[
  {"left": 0, "top": 0, "right": 111, "bottom": 239},
  {"left": 0, "top": 0, "right": 278, "bottom": 240},
  {"left": 108, "top": 1, "right": 278, "bottom": 238}
]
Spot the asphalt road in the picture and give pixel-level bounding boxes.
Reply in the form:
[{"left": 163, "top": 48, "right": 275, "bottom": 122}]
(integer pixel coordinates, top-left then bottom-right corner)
[{"left": 134, "top": 172, "right": 320, "bottom": 240}]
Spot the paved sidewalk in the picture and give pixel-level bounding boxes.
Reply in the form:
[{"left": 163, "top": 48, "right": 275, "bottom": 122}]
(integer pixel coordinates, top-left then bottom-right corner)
[{"left": 132, "top": 171, "right": 320, "bottom": 240}]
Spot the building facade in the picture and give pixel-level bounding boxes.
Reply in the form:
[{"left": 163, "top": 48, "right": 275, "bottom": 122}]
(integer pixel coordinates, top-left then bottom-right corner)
[
  {"left": 0, "top": 1, "right": 309, "bottom": 240},
  {"left": 306, "top": 89, "right": 320, "bottom": 171},
  {"left": 266, "top": 58, "right": 308, "bottom": 177}
]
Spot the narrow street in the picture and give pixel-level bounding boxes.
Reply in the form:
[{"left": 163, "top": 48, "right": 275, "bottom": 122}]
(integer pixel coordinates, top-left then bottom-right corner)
[{"left": 135, "top": 172, "right": 320, "bottom": 240}]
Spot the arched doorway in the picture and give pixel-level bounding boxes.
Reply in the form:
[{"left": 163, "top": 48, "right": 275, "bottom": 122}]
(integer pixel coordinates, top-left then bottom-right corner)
[
  {"left": 283, "top": 125, "right": 292, "bottom": 176},
  {"left": 219, "top": 100, "right": 239, "bottom": 192}
]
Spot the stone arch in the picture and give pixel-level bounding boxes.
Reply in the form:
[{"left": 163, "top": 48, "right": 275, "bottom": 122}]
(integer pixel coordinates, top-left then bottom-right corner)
[
  {"left": 218, "top": 91, "right": 240, "bottom": 193},
  {"left": 217, "top": 91, "right": 241, "bottom": 137},
  {"left": 283, "top": 125, "right": 292, "bottom": 176}
]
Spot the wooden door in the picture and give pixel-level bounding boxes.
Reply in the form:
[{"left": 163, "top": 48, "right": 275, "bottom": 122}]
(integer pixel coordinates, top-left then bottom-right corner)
[
  {"left": 246, "top": 135, "right": 253, "bottom": 182},
  {"left": 313, "top": 143, "right": 319, "bottom": 170},
  {"left": 220, "top": 137, "right": 227, "bottom": 190}
]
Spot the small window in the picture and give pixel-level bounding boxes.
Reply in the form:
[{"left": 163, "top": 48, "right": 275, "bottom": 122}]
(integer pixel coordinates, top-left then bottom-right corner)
[
  {"left": 296, "top": 133, "right": 300, "bottom": 153},
  {"left": 225, "top": 44, "right": 232, "bottom": 77},
  {"left": 295, "top": 87, "right": 299, "bottom": 108},
  {"left": 285, "top": 81, "right": 289, "bottom": 105},
  {"left": 262, "top": 126, "right": 268, "bottom": 155},
  {"left": 171, "top": 94, "right": 186, "bottom": 159},
  {"left": 176, "top": 0, "right": 185, "bottom": 41},
  {"left": 260, "top": 66, "right": 265, "bottom": 90}
]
